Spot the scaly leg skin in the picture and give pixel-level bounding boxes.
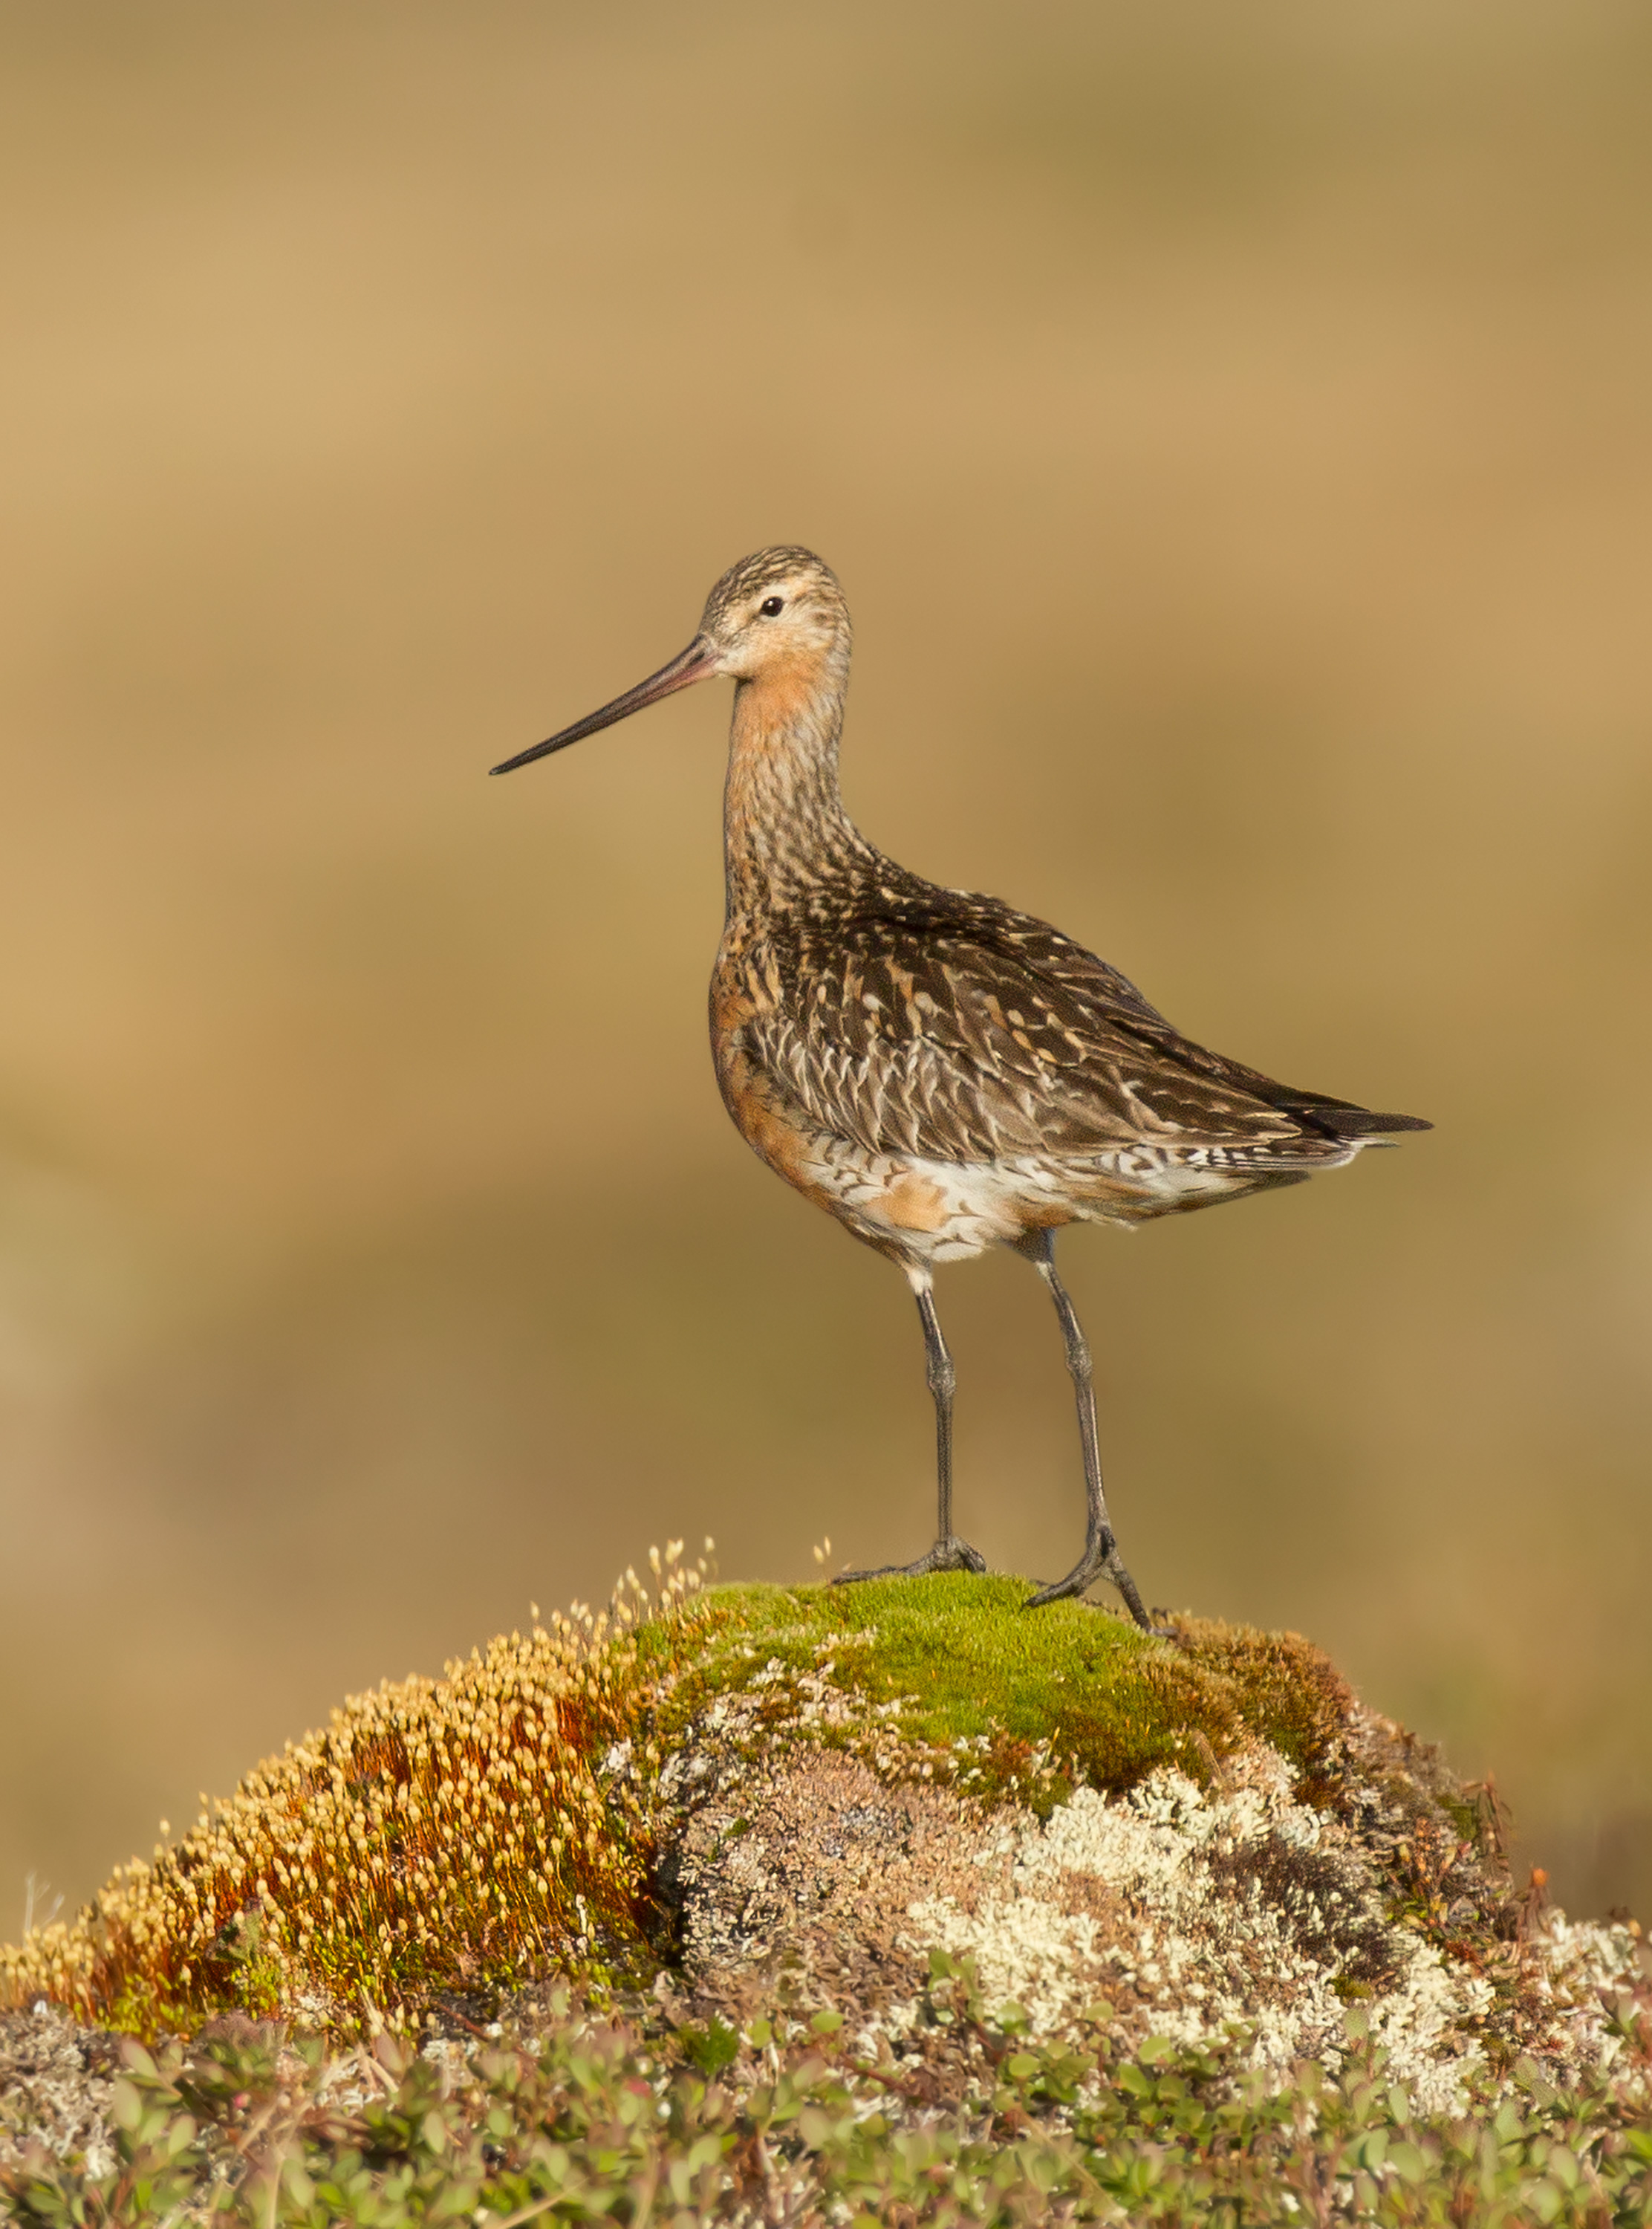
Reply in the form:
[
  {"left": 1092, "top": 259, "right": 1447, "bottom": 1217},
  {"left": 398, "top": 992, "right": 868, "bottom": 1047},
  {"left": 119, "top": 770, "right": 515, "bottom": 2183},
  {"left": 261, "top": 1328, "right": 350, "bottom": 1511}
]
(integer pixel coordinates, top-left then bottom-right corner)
[
  {"left": 1018, "top": 1233, "right": 1154, "bottom": 1632},
  {"left": 833, "top": 1277, "right": 987, "bottom": 1586}
]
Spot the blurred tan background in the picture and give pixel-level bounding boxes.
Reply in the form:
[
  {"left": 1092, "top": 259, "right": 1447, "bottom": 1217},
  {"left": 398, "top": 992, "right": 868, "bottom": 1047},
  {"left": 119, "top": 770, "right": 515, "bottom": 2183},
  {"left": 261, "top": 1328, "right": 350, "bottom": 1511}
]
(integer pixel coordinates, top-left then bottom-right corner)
[{"left": 1, "top": 1, "right": 1649, "bottom": 1938}]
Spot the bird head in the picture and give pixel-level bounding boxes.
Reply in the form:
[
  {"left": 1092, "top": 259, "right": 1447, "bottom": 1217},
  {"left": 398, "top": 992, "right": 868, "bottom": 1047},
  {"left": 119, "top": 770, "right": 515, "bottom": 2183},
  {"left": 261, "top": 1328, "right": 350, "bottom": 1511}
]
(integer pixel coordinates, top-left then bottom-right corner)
[
  {"left": 490, "top": 545, "right": 848, "bottom": 776},
  {"left": 696, "top": 547, "right": 850, "bottom": 679}
]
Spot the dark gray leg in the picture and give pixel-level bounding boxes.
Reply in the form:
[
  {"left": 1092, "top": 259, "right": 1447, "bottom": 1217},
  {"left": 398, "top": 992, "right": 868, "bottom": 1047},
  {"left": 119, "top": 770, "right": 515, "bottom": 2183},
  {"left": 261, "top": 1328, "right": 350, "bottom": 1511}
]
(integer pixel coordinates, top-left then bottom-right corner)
[
  {"left": 833, "top": 1274, "right": 986, "bottom": 1585},
  {"left": 1018, "top": 1231, "right": 1151, "bottom": 1629}
]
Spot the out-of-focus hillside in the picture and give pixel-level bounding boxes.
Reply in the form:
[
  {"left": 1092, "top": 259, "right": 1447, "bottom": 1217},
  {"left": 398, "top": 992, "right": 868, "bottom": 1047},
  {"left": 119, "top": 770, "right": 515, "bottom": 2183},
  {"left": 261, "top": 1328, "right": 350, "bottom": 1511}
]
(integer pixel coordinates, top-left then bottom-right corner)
[{"left": 1, "top": 1, "right": 1648, "bottom": 1927}]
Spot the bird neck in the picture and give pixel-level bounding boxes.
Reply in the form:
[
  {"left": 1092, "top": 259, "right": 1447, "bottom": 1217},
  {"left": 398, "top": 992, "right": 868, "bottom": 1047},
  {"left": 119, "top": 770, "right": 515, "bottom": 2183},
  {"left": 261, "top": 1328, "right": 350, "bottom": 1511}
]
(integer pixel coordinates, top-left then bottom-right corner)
[{"left": 722, "top": 646, "right": 867, "bottom": 915}]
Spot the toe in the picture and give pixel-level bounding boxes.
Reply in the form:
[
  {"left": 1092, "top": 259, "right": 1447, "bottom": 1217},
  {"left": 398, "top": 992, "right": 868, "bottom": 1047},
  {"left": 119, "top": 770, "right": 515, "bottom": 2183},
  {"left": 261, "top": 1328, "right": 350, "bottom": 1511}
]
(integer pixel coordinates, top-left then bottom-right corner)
[{"left": 1024, "top": 1571, "right": 1089, "bottom": 1609}]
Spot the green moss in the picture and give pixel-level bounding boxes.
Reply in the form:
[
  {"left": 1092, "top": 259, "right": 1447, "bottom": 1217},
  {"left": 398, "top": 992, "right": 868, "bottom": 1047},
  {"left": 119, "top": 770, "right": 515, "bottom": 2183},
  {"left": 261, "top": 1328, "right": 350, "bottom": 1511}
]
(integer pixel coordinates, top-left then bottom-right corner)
[{"left": 658, "top": 1574, "right": 1352, "bottom": 1813}]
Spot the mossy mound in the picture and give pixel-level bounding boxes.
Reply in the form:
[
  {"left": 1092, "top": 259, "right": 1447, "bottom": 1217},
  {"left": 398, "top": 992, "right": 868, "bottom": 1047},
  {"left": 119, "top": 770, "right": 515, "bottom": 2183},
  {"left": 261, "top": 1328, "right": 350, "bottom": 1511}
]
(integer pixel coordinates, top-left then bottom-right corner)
[
  {"left": 0, "top": 1569, "right": 1353, "bottom": 2043},
  {"left": 0, "top": 1564, "right": 1629, "bottom": 2063}
]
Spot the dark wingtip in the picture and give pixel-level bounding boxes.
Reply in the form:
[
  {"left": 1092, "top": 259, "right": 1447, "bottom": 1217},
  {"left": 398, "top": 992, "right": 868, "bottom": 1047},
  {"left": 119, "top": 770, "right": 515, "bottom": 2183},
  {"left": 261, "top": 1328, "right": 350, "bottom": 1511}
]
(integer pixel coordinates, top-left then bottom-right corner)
[{"left": 1315, "top": 1108, "right": 1433, "bottom": 1137}]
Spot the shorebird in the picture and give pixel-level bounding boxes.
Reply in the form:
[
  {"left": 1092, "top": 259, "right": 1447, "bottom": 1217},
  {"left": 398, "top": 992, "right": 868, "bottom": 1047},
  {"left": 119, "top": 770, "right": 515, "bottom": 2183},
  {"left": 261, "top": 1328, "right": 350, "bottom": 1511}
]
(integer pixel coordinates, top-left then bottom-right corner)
[{"left": 492, "top": 548, "right": 1428, "bottom": 1629}]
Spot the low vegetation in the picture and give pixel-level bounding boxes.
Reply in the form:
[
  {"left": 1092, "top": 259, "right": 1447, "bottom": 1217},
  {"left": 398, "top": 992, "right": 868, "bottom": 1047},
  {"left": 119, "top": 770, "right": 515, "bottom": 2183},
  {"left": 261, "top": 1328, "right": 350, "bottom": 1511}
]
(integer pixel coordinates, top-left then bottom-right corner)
[
  {"left": 3, "top": 1557, "right": 1649, "bottom": 2223},
  {"left": 5, "top": 1970, "right": 1651, "bottom": 2225}
]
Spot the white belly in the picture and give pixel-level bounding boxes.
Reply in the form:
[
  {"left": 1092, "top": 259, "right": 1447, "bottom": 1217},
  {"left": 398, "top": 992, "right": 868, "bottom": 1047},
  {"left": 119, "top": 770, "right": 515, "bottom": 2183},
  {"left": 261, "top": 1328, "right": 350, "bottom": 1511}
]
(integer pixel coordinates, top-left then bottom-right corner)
[{"left": 790, "top": 1135, "right": 1361, "bottom": 1265}]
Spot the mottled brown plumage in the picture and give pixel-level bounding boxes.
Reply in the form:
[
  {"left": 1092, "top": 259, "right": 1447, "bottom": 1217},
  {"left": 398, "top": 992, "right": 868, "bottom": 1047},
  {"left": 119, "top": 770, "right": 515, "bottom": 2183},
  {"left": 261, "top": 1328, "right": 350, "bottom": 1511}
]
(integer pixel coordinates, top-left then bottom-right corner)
[{"left": 492, "top": 548, "right": 1428, "bottom": 1628}]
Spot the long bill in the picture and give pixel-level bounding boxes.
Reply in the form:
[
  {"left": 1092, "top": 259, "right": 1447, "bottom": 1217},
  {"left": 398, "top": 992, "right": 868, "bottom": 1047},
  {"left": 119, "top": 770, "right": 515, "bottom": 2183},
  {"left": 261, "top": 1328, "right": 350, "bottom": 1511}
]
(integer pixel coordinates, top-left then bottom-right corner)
[{"left": 489, "top": 636, "right": 720, "bottom": 776}]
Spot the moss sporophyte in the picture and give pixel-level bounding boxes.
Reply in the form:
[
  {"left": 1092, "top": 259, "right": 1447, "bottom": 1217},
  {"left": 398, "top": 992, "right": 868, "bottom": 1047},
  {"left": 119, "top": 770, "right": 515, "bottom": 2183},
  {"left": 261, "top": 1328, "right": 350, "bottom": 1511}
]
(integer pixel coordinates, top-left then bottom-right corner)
[{"left": 3, "top": 1560, "right": 1649, "bottom": 2224}]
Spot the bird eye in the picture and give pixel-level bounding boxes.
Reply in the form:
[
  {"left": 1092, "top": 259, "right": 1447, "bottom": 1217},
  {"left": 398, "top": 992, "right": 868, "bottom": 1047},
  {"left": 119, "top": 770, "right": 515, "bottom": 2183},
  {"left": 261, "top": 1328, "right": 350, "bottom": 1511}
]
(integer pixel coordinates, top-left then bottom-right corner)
[{"left": 758, "top": 595, "right": 784, "bottom": 617}]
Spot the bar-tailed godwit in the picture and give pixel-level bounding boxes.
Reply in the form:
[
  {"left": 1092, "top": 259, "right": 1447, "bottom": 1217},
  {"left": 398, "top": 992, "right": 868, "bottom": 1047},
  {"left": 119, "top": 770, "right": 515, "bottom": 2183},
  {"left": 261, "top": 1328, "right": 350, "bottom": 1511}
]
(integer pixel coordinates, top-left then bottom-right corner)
[{"left": 492, "top": 548, "right": 1428, "bottom": 1629}]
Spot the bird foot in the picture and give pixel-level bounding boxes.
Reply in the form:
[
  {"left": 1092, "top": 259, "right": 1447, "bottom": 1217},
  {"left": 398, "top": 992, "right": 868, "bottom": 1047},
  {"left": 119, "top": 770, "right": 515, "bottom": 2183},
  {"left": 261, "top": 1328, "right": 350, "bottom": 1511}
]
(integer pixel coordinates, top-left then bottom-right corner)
[
  {"left": 1024, "top": 1533, "right": 1157, "bottom": 1632},
  {"left": 831, "top": 1536, "right": 988, "bottom": 1585}
]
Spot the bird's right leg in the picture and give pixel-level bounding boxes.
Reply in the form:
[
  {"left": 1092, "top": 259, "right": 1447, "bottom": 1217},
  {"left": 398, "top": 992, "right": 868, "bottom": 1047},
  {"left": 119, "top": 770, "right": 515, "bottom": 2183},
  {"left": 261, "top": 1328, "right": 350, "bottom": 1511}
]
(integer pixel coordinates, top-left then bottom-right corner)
[{"left": 832, "top": 1272, "right": 987, "bottom": 1585}]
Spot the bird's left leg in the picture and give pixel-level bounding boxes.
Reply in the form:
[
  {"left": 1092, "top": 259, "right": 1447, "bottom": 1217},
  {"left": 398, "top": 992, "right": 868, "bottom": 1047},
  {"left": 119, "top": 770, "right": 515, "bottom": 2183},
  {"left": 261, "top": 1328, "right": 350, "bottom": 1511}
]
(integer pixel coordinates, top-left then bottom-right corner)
[
  {"left": 833, "top": 1269, "right": 987, "bottom": 1584},
  {"left": 1017, "top": 1231, "right": 1151, "bottom": 1629}
]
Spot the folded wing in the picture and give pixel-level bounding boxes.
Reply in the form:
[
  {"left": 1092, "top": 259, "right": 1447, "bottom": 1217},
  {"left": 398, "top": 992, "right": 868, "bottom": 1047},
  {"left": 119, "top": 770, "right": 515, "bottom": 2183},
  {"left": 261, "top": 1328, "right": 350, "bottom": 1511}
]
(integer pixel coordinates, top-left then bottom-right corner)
[{"left": 745, "top": 875, "right": 1429, "bottom": 1169}]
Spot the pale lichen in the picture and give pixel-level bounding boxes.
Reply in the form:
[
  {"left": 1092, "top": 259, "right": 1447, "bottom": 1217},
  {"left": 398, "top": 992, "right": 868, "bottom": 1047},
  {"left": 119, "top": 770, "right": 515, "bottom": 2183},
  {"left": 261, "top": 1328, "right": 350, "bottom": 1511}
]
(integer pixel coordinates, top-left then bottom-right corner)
[{"left": 904, "top": 1757, "right": 1510, "bottom": 2114}]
